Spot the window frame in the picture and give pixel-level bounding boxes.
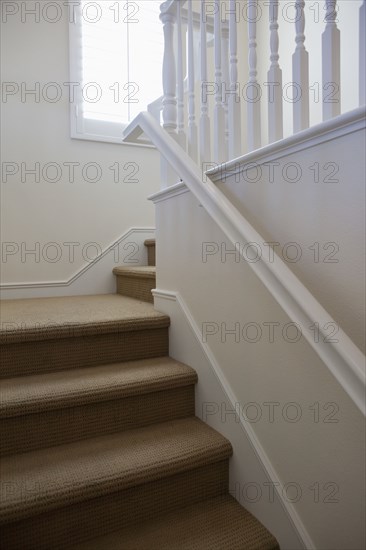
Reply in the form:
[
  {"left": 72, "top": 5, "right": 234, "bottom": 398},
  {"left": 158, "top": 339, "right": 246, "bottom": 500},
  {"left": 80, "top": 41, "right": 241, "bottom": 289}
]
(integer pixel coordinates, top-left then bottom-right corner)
[{"left": 68, "top": 2, "right": 159, "bottom": 148}]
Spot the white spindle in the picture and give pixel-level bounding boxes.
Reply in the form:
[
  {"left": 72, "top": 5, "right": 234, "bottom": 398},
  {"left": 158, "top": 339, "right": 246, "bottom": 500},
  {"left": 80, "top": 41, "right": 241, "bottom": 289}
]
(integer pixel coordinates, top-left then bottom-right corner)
[
  {"left": 160, "top": 2, "right": 180, "bottom": 187},
  {"left": 221, "top": 25, "right": 230, "bottom": 158},
  {"left": 322, "top": 0, "right": 341, "bottom": 120},
  {"left": 360, "top": 0, "right": 366, "bottom": 106},
  {"left": 177, "top": 1, "right": 186, "bottom": 150},
  {"left": 187, "top": 0, "right": 198, "bottom": 162},
  {"left": 160, "top": 4, "right": 177, "bottom": 134},
  {"left": 247, "top": 0, "right": 261, "bottom": 152},
  {"left": 214, "top": 0, "right": 226, "bottom": 163},
  {"left": 228, "top": 0, "right": 241, "bottom": 159},
  {"left": 200, "top": 0, "right": 211, "bottom": 165},
  {"left": 292, "top": 0, "right": 309, "bottom": 133},
  {"left": 267, "top": 0, "right": 283, "bottom": 142}
]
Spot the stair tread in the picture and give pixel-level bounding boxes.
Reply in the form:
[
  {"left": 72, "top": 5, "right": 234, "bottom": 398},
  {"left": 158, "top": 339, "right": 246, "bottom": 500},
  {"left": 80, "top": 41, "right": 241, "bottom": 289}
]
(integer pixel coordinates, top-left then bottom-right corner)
[
  {"left": 0, "top": 417, "right": 232, "bottom": 524},
  {"left": 0, "top": 294, "right": 168, "bottom": 344},
  {"left": 113, "top": 266, "right": 156, "bottom": 278},
  {"left": 70, "top": 494, "right": 279, "bottom": 550},
  {"left": 0, "top": 357, "right": 197, "bottom": 418}
]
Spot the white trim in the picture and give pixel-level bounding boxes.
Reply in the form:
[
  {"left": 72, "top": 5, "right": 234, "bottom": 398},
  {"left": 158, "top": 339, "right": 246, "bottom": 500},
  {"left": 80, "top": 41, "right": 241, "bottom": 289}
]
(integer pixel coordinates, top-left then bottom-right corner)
[
  {"left": 71, "top": 124, "right": 156, "bottom": 149},
  {"left": 148, "top": 181, "right": 189, "bottom": 203},
  {"left": 206, "top": 106, "right": 366, "bottom": 182},
  {"left": 1, "top": 228, "right": 155, "bottom": 290},
  {"left": 68, "top": 3, "right": 158, "bottom": 148},
  {"left": 153, "top": 288, "right": 315, "bottom": 550},
  {"left": 123, "top": 111, "right": 366, "bottom": 416}
]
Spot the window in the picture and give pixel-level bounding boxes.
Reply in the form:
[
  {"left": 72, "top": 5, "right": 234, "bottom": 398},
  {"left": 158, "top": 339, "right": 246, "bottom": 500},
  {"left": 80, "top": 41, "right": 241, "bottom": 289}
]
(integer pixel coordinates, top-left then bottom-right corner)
[{"left": 69, "top": 1, "right": 163, "bottom": 145}]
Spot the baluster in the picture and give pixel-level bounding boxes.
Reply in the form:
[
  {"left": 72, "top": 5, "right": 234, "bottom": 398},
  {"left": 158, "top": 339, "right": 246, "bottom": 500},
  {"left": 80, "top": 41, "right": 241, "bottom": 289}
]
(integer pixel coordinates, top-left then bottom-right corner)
[
  {"left": 322, "top": 0, "right": 341, "bottom": 120},
  {"left": 160, "top": 2, "right": 178, "bottom": 187},
  {"left": 292, "top": 0, "right": 309, "bottom": 132},
  {"left": 187, "top": 0, "right": 198, "bottom": 162},
  {"left": 177, "top": 1, "right": 186, "bottom": 149},
  {"left": 200, "top": 0, "right": 211, "bottom": 165},
  {"left": 214, "top": 0, "right": 226, "bottom": 163},
  {"left": 247, "top": 0, "right": 261, "bottom": 152},
  {"left": 360, "top": 0, "right": 366, "bottom": 106},
  {"left": 267, "top": 0, "right": 283, "bottom": 142},
  {"left": 160, "top": 3, "right": 177, "bottom": 135},
  {"left": 228, "top": 0, "right": 241, "bottom": 159},
  {"left": 221, "top": 24, "right": 230, "bottom": 159}
]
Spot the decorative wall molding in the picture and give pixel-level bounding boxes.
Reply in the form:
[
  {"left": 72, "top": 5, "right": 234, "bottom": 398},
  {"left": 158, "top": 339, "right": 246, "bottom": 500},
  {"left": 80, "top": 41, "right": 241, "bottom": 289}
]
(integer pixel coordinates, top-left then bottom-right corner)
[
  {"left": 1, "top": 228, "right": 155, "bottom": 291},
  {"left": 148, "top": 181, "right": 189, "bottom": 203}
]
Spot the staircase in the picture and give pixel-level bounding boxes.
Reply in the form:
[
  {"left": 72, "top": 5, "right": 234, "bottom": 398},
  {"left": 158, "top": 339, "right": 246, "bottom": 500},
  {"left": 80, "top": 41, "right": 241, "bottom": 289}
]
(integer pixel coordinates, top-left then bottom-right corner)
[{"left": 0, "top": 239, "right": 279, "bottom": 549}]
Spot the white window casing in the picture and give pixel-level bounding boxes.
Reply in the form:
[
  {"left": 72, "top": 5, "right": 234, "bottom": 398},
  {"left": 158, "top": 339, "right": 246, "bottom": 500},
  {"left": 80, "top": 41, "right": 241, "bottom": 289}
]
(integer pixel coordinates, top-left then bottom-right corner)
[{"left": 69, "top": 1, "right": 163, "bottom": 146}]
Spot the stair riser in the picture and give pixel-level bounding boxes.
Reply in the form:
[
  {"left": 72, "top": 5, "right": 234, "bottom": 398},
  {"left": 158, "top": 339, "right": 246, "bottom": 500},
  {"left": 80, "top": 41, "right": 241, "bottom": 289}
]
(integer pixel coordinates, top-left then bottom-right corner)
[
  {"left": 0, "top": 386, "right": 195, "bottom": 456},
  {"left": 116, "top": 276, "right": 155, "bottom": 303},
  {"left": 147, "top": 245, "right": 156, "bottom": 267},
  {"left": 0, "top": 328, "right": 168, "bottom": 378},
  {"left": 1, "top": 460, "right": 229, "bottom": 550}
]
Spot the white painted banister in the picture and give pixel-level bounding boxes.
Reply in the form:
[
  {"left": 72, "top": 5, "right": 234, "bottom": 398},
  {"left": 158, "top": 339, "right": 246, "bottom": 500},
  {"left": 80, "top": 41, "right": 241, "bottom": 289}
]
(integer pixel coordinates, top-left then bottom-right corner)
[
  {"left": 176, "top": 1, "right": 186, "bottom": 150},
  {"left": 187, "top": 0, "right": 198, "bottom": 162},
  {"left": 213, "top": 0, "right": 226, "bottom": 163},
  {"left": 360, "top": 0, "right": 366, "bottom": 106},
  {"left": 247, "top": 0, "right": 261, "bottom": 152},
  {"left": 228, "top": 0, "right": 241, "bottom": 159},
  {"left": 200, "top": 0, "right": 211, "bottom": 165},
  {"left": 267, "top": 0, "right": 283, "bottom": 143},
  {"left": 322, "top": 0, "right": 341, "bottom": 121},
  {"left": 292, "top": 0, "right": 309, "bottom": 133},
  {"left": 157, "top": 0, "right": 363, "bottom": 167},
  {"left": 122, "top": 110, "right": 366, "bottom": 417}
]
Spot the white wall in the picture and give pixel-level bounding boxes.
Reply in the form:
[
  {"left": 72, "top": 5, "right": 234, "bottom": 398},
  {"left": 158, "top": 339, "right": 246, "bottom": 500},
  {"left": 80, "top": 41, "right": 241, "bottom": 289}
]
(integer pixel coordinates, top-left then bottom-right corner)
[
  {"left": 0, "top": 2, "right": 160, "bottom": 292},
  {"left": 154, "top": 290, "right": 306, "bottom": 550},
  {"left": 154, "top": 187, "right": 365, "bottom": 550},
  {"left": 215, "top": 119, "right": 366, "bottom": 354}
]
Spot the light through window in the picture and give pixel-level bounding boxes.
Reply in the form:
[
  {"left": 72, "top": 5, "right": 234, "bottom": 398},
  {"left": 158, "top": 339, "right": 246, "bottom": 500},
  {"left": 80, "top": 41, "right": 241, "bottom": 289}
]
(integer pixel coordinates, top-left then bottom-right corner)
[{"left": 71, "top": 1, "right": 163, "bottom": 143}]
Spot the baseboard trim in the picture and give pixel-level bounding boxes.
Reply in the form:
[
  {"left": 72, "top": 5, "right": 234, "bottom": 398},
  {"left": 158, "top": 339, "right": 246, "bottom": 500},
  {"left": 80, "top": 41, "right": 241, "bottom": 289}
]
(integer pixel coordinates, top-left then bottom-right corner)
[{"left": 153, "top": 287, "right": 315, "bottom": 550}]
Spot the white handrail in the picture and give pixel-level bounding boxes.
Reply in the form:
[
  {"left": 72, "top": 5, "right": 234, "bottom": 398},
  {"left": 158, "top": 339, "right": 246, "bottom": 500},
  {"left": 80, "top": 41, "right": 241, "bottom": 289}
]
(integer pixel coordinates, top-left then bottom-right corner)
[{"left": 123, "top": 111, "right": 366, "bottom": 416}]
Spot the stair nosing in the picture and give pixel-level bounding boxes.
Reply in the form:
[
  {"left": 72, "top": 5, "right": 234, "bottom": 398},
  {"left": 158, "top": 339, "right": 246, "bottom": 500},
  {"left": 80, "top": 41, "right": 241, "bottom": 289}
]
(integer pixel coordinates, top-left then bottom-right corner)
[
  {"left": 0, "top": 418, "right": 232, "bottom": 524},
  {"left": 68, "top": 494, "right": 280, "bottom": 550},
  {"left": 0, "top": 294, "right": 170, "bottom": 344},
  {"left": 0, "top": 358, "right": 198, "bottom": 419},
  {"left": 113, "top": 266, "right": 156, "bottom": 279}
]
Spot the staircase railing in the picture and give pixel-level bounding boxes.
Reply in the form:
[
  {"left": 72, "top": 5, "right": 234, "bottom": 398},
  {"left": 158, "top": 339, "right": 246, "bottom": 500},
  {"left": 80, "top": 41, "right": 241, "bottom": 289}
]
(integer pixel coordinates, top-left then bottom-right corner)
[
  {"left": 123, "top": 1, "right": 366, "bottom": 413},
  {"left": 158, "top": 0, "right": 366, "bottom": 183},
  {"left": 122, "top": 109, "right": 366, "bottom": 416}
]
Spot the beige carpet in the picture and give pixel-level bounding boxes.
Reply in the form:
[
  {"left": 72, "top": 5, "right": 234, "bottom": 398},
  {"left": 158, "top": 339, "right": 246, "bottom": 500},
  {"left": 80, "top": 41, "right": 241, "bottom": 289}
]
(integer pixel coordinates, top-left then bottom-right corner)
[
  {"left": 113, "top": 267, "right": 156, "bottom": 303},
  {"left": 71, "top": 495, "right": 280, "bottom": 550},
  {"left": 0, "top": 293, "right": 168, "bottom": 343},
  {"left": 0, "top": 239, "right": 280, "bottom": 549}
]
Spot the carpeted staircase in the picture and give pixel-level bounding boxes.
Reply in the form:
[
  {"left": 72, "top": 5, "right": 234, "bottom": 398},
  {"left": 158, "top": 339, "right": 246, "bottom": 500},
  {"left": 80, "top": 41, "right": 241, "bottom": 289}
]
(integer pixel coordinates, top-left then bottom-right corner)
[{"left": 0, "top": 240, "right": 280, "bottom": 549}]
